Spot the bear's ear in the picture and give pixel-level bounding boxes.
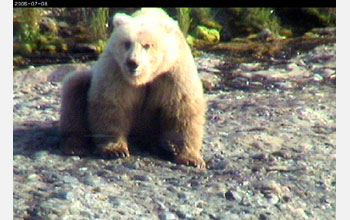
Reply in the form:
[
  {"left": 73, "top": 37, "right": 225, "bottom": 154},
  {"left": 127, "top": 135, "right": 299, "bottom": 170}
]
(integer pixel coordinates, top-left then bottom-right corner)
[
  {"left": 113, "top": 13, "right": 132, "bottom": 28},
  {"left": 160, "top": 19, "right": 179, "bottom": 33}
]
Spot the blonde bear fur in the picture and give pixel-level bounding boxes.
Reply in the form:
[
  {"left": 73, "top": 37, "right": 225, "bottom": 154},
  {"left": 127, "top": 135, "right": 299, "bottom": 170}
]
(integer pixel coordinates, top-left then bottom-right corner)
[{"left": 60, "top": 8, "right": 207, "bottom": 168}]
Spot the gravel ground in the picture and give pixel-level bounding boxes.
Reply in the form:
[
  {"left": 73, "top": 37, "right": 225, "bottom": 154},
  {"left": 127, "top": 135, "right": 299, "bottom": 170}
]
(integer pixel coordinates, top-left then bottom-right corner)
[{"left": 13, "top": 43, "right": 335, "bottom": 220}]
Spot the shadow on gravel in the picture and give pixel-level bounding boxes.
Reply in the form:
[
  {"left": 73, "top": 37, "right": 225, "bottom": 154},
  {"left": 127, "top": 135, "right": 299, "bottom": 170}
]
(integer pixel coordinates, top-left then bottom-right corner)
[
  {"left": 13, "top": 120, "right": 61, "bottom": 156},
  {"left": 13, "top": 120, "right": 174, "bottom": 163}
]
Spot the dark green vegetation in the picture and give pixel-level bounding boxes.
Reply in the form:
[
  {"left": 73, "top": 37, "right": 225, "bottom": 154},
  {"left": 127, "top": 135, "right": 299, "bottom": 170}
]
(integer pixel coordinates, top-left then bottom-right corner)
[{"left": 13, "top": 8, "right": 335, "bottom": 70}]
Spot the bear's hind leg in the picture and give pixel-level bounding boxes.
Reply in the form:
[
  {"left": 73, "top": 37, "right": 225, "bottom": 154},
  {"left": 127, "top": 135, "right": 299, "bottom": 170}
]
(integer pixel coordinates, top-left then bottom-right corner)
[{"left": 60, "top": 71, "right": 92, "bottom": 156}]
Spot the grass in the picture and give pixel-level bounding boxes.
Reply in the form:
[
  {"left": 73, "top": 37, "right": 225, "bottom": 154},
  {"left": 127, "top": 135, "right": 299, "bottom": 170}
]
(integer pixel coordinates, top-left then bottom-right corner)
[
  {"left": 227, "top": 8, "right": 281, "bottom": 37},
  {"left": 241, "top": 8, "right": 281, "bottom": 36},
  {"left": 193, "top": 8, "right": 222, "bottom": 30},
  {"left": 14, "top": 8, "right": 43, "bottom": 43},
  {"left": 176, "top": 8, "right": 192, "bottom": 37},
  {"left": 88, "top": 8, "right": 110, "bottom": 40},
  {"left": 302, "top": 8, "right": 336, "bottom": 26}
]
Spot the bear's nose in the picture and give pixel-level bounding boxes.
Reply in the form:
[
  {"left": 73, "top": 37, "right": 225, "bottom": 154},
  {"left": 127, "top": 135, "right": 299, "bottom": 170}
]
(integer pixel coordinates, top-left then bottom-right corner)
[{"left": 126, "top": 59, "right": 139, "bottom": 72}]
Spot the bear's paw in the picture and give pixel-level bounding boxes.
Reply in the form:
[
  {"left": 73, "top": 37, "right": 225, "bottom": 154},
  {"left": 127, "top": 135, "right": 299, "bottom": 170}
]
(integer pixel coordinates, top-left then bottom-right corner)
[
  {"left": 97, "top": 140, "right": 130, "bottom": 159},
  {"left": 174, "top": 151, "right": 206, "bottom": 169}
]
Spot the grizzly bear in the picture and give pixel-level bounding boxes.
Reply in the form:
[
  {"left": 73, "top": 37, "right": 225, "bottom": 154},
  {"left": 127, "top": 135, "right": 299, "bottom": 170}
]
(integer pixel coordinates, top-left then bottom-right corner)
[{"left": 60, "top": 8, "right": 207, "bottom": 168}]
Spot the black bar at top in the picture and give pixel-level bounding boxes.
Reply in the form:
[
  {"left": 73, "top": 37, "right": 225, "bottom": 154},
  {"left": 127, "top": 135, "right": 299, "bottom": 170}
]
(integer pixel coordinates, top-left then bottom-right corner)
[{"left": 13, "top": 0, "right": 336, "bottom": 8}]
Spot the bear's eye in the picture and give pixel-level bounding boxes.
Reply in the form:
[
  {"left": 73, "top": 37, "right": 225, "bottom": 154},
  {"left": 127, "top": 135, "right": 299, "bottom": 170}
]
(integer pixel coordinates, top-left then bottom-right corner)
[
  {"left": 124, "top": 41, "right": 131, "bottom": 50},
  {"left": 143, "top": 43, "right": 151, "bottom": 50}
]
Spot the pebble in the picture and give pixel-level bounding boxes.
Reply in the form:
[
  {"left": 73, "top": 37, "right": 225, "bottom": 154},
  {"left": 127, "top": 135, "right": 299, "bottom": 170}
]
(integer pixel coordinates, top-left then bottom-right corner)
[
  {"left": 313, "top": 74, "right": 324, "bottom": 82},
  {"left": 133, "top": 174, "right": 152, "bottom": 182},
  {"left": 67, "top": 156, "right": 81, "bottom": 162},
  {"left": 266, "top": 194, "right": 280, "bottom": 204},
  {"left": 199, "top": 71, "right": 220, "bottom": 90},
  {"left": 124, "top": 161, "right": 141, "bottom": 170},
  {"left": 210, "top": 159, "right": 230, "bottom": 170},
  {"left": 27, "top": 173, "right": 39, "bottom": 180},
  {"left": 79, "top": 167, "right": 88, "bottom": 171},
  {"left": 166, "top": 186, "right": 177, "bottom": 193},
  {"left": 322, "top": 68, "right": 335, "bottom": 79},
  {"left": 62, "top": 175, "right": 79, "bottom": 184},
  {"left": 251, "top": 153, "right": 268, "bottom": 160},
  {"left": 253, "top": 180, "right": 282, "bottom": 195},
  {"left": 83, "top": 175, "right": 104, "bottom": 187},
  {"left": 259, "top": 213, "right": 269, "bottom": 220},
  {"left": 68, "top": 201, "right": 82, "bottom": 214},
  {"left": 164, "top": 177, "right": 180, "bottom": 186},
  {"left": 251, "top": 165, "right": 265, "bottom": 173},
  {"left": 156, "top": 200, "right": 167, "bottom": 210},
  {"left": 13, "top": 155, "right": 26, "bottom": 161},
  {"left": 47, "top": 214, "right": 59, "bottom": 220},
  {"left": 218, "top": 212, "right": 241, "bottom": 220},
  {"left": 282, "top": 195, "right": 292, "bottom": 203},
  {"left": 175, "top": 209, "right": 192, "bottom": 219},
  {"left": 160, "top": 211, "right": 177, "bottom": 220},
  {"left": 177, "top": 192, "right": 189, "bottom": 200},
  {"left": 136, "top": 217, "right": 153, "bottom": 220},
  {"left": 56, "top": 191, "right": 75, "bottom": 201},
  {"left": 240, "top": 196, "right": 252, "bottom": 206},
  {"left": 292, "top": 208, "right": 309, "bottom": 219},
  {"left": 109, "top": 196, "right": 123, "bottom": 208},
  {"left": 190, "top": 180, "right": 203, "bottom": 188},
  {"left": 286, "top": 63, "right": 299, "bottom": 71},
  {"left": 240, "top": 63, "right": 262, "bottom": 72},
  {"left": 80, "top": 211, "right": 95, "bottom": 218},
  {"left": 33, "top": 151, "right": 49, "bottom": 161},
  {"left": 225, "top": 190, "right": 242, "bottom": 202},
  {"left": 271, "top": 150, "right": 292, "bottom": 159}
]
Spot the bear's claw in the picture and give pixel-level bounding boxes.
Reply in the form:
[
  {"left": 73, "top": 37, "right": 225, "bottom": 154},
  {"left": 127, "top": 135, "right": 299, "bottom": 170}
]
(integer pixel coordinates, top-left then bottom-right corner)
[
  {"left": 97, "top": 141, "right": 130, "bottom": 159},
  {"left": 101, "top": 151, "right": 129, "bottom": 159},
  {"left": 174, "top": 152, "right": 206, "bottom": 169}
]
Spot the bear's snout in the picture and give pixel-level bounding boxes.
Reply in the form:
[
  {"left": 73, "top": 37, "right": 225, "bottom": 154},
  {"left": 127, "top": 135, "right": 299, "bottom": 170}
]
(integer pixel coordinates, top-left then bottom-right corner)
[{"left": 126, "top": 59, "right": 139, "bottom": 74}]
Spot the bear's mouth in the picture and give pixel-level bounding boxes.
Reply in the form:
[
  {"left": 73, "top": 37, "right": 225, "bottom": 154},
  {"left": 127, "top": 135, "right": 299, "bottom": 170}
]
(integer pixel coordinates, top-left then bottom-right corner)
[{"left": 129, "top": 70, "right": 141, "bottom": 77}]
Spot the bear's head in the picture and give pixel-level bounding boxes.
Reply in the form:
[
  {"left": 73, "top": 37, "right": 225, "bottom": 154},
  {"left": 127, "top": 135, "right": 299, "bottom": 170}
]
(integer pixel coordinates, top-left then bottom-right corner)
[{"left": 106, "top": 9, "right": 183, "bottom": 86}]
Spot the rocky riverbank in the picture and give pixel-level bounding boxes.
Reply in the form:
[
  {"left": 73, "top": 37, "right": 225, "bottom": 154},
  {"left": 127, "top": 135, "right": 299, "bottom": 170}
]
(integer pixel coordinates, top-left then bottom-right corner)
[{"left": 13, "top": 43, "right": 335, "bottom": 220}]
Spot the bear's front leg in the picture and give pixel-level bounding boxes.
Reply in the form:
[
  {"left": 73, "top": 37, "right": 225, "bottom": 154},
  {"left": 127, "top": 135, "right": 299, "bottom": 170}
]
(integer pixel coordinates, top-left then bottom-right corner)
[
  {"left": 160, "top": 104, "right": 206, "bottom": 168},
  {"left": 88, "top": 102, "right": 132, "bottom": 159},
  {"left": 162, "top": 129, "right": 206, "bottom": 168}
]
